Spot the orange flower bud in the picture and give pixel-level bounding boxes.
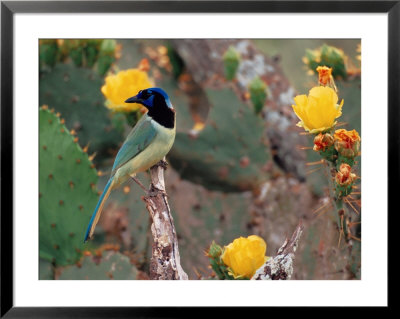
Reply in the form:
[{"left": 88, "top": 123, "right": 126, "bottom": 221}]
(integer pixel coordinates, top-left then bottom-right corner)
[
  {"left": 137, "top": 58, "right": 150, "bottom": 72},
  {"left": 313, "top": 133, "right": 334, "bottom": 151},
  {"left": 316, "top": 66, "right": 333, "bottom": 86},
  {"left": 335, "top": 163, "right": 356, "bottom": 186},
  {"left": 334, "top": 129, "right": 361, "bottom": 158}
]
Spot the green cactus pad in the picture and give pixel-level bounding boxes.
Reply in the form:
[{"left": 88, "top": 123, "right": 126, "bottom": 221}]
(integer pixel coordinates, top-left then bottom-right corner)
[
  {"left": 39, "top": 107, "right": 99, "bottom": 266},
  {"left": 39, "top": 63, "right": 123, "bottom": 162},
  {"left": 93, "top": 174, "right": 152, "bottom": 267},
  {"left": 58, "top": 251, "right": 138, "bottom": 280},
  {"left": 169, "top": 87, "right": 271, "bottom": 192}
]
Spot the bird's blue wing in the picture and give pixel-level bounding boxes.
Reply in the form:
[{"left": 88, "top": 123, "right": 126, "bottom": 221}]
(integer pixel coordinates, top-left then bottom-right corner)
[{"left": 111, "top": 115, "right": 157, "bottom": 176}]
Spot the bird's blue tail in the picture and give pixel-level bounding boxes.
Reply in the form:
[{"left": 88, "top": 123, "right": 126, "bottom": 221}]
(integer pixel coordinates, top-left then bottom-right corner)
[{"left": 84, "top": 178, "right": 114, "bottom": 242}]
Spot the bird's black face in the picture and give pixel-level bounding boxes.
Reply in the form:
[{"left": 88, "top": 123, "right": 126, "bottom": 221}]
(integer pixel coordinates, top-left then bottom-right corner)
[{"left": 125, "top": 88, "right": 175, "bottom": 129}]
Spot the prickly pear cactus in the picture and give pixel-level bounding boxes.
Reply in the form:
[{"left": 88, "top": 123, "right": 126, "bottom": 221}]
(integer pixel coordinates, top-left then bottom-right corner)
[
  {"left": 39, "top": 63, "right": 123, "bottom": 162},
  {"left": 39, "top": 107, "right": 99, "bottom": 266},
  {"left": 169, "top": 87, "right": 271, "bottom": 192},
  {"left": 58, "top": 251, "right": 138, "bottom": 280},
  {"left": 39, "top": 39, "right": 117, "bottom": 75},
  {"left": 165, "top": 168, "right": 253, "bottom": 279},
  {"left": 306, "top": 78, "right": 361, "bottom": 196},
  {"left": 91, "top": 174, "right": 152, "bottom": 267},
  {"left": 305, "top": 44, "right": 348, "bottom": 79}
]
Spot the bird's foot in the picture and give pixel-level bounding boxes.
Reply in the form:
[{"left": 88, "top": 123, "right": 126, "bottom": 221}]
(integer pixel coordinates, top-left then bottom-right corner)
[
  {"left": 132, "top": 177, "right": 168, "bottom": 197},
  {"left": 157, "top": 159, "right": 168, "bottom": 170}
]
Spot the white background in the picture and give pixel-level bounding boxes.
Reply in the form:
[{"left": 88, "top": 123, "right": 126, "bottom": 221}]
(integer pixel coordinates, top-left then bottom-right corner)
[{"left": 14, "top": 13, "right": 387, "bottom": 306}]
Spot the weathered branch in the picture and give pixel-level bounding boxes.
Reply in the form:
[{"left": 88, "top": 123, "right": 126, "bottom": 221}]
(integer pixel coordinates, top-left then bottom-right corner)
[
  {"left": 252, "top": 221, "right": 304, "bottom": 280},
  {"left": 142, "top": 159, "right": 188, "bottom": 280}
]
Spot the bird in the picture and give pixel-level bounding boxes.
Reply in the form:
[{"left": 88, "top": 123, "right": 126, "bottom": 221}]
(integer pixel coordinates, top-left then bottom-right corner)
[{"left": 84, "top": 87, "right": 176, "bottom": 242}]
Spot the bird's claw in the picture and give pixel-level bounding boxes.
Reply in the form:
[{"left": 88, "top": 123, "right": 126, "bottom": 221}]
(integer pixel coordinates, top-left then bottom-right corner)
[{"left": 157, "top": 160, "right": 168, "bottom": 170}]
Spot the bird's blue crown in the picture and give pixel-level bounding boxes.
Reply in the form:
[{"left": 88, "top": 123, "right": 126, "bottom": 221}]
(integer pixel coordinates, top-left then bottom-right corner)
[
  {"left": 125, "top": 87, "right": 175, "bottom": 129},
  {"left": 136, "top": 87, "right": 173, "bottom": 109}
]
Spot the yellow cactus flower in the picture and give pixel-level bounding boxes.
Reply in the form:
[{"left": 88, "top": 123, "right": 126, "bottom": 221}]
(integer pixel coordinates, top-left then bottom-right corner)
[
  {"left": 221, "top": 235, "right": 268, "bottom": 279},
  {"left": 292, "top": 86, "right": 344, "bottom": 133},
  {"left": 101, "top": 68, "right": 153, "bottom": 112}
]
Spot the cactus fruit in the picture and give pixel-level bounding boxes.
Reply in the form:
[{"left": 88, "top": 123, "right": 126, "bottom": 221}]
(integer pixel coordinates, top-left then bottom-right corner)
[
  {"left": 97, "top": 40, "right": 117, "bottom": 76},
  {"left": 169, "top": 87, "right": 271, "bottom": 192},
  {"left": 68, "top": 40, "right": 85, "bottom": 67},
  {"left": 248, "top": 76, "right": 268, "bottom": 114},
  {"left": 58, "top": 251, "right": 138, "bottom": 280},
  {"left": 223, "top": 46, "right": 241, "bottom": 80},
  {"left": 84, "top": 39, "right": 103, "bottom": 68},
  {"left": 39, "top": 39, "right": 59, "bottom": 70},
  {"left": 39, "top": 39, "right": 117, "bottom": 75},
  {"left": 39, "top": 107, "right": 99, "bottom": 266},
  {"left": 39, "top": 63, "right": 123, "bottom": 162}
]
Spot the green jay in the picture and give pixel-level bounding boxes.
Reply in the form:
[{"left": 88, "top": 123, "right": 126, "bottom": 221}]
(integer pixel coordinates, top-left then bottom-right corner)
[{"left": 84, "top": 88, "right": 176, "bottom": 242}]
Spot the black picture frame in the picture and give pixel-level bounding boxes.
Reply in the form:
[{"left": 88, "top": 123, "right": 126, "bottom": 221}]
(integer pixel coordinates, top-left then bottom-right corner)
[{"left": 1, "top": 0, "right": 395, "bottom": 316}]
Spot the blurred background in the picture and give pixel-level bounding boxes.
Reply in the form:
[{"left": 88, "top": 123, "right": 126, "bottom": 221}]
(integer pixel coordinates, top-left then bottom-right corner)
[{"left": 39, "top": 39, "right": 361, "bottom": 280}]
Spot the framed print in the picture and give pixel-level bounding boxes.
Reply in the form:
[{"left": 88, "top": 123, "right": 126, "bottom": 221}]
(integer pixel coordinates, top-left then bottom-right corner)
[{"left": 1, "top": 0, "right": 396, "bottom": 316}]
